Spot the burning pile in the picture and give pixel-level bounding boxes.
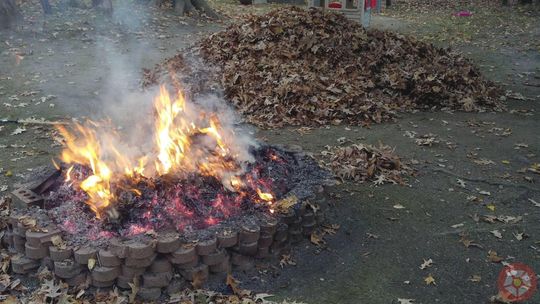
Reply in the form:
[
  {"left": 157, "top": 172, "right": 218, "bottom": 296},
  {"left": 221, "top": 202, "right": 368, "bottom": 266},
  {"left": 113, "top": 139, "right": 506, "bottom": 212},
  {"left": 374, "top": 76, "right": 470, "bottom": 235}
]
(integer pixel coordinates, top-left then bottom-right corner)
[
  {"left": 144, "top": 7, "right": 503, "bottom": 128},
  {"left": 42, "top": 86, "right": 329, "bottom": 242}
]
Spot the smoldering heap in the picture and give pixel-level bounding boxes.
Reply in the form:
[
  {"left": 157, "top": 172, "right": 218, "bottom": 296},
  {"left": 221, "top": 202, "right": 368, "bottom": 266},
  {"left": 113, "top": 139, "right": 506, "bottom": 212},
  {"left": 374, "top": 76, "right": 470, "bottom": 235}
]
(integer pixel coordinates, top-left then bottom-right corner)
[{"left": 144, "top": 7, "right": 503, "bottom": 128}]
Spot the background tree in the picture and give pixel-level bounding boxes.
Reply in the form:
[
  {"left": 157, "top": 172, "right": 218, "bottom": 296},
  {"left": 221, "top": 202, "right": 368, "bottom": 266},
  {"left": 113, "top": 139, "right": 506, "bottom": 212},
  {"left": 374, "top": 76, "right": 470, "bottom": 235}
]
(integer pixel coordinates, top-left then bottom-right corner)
[
  {"left": 0, "top": 0, "right": 21, "bottom": 29},
  {"left": 172, "top": 0, "right": 219, "bottom": 18}
]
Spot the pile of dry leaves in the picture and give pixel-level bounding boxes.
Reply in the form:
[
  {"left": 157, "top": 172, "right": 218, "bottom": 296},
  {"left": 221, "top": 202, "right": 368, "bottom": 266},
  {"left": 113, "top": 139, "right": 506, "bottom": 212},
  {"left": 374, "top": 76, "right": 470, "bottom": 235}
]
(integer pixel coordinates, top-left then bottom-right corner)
[
  {"left": 319, "top": 143, "right": 414, "bottom": 185},
  {"left": 144, "top": 7, "right": 502, "bottom": 128}
]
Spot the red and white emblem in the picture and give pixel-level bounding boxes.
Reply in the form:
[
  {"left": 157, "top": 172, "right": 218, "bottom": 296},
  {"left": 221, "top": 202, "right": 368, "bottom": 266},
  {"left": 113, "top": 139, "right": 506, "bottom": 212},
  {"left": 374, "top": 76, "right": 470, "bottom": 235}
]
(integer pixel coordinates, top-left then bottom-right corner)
[{"left": 497, "top": 263, "right": 537, "bottom": 302}]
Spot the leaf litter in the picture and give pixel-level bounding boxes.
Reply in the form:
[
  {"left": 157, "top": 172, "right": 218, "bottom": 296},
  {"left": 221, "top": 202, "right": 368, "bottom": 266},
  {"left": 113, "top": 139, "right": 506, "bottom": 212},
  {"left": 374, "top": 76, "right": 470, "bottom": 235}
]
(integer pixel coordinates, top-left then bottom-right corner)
[
  {"left": 144, "top": 7, "right": 503, "bottom": 128},
  {"left": 318, "top": 143, "right": 414, "bottom": 184}
]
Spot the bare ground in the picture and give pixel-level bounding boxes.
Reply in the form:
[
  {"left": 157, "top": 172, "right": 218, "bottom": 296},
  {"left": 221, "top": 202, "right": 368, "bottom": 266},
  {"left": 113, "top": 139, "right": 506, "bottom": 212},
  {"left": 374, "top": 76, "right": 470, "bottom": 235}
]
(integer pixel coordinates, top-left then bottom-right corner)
[{"left": 1, "top": 1, "right": 539, "bottom": 303}]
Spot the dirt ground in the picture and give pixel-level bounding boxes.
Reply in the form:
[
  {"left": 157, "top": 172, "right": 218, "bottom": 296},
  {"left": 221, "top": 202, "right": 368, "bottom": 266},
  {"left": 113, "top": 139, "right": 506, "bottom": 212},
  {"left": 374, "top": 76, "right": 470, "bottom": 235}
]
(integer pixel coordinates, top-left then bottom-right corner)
[{"left": 1, "top": 1, "right": 539, "bottom": 303}]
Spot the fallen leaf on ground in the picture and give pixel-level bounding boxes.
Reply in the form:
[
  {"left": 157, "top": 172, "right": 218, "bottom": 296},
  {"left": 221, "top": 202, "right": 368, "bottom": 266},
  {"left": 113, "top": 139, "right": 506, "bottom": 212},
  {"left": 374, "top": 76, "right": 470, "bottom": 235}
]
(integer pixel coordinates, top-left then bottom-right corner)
[
  {"left": 420, "top": 258, "right": 433, "bottom": 270},
  {"left": 490, "top": 230, "right": 503, "bottom": 239},
  {"left": 424, "top": 274, "right": 436, "bottom": 285},
  {"left": 513, "top": 232, "right": 526, "bottom": 241},
  {"left": 459, "top": 234, "right": 483, "bottom": 249},
  {"left": 310, "top": 232, "right": 326, "bottom": 247},
  {"left": 279, "top": 254, "right": 296, "bottom": 268},
  {"left": 529, "top": 198, "right": 540, "bottom": 207},
  {"left": 487, "top": 250, "right": 504, "bottom": 263},
  {"left": 10, "top": 127, "right": 26, "bottom": 135}
]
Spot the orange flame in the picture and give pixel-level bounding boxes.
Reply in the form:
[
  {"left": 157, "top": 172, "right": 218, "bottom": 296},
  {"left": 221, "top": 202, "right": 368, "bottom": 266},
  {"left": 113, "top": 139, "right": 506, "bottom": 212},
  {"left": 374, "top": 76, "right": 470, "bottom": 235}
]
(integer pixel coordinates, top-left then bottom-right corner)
[{"left": 57, "top": 86, "right": 256, "bottom": 218}]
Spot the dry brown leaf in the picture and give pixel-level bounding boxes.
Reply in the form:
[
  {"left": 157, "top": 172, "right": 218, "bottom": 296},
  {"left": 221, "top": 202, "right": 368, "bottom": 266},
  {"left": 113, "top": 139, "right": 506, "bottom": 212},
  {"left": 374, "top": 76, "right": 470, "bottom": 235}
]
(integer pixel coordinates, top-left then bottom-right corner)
[
  {"left": 310, "top": 232, "right": 326, "bottom": 247},
  {"left": 128, "top": 277, "right": 139, "bottom": 303},
  {"left": 279, "top": 254, "right": 296, "bottom": 268},
  {"left": 274, "top": 195, "right": 298, "bottom": 212},
  {"left": 487, "top": 250, "right": 504, "bottom": 263},
  {"left": 424, "top": 274, "right": 436, "bottom": 285}
]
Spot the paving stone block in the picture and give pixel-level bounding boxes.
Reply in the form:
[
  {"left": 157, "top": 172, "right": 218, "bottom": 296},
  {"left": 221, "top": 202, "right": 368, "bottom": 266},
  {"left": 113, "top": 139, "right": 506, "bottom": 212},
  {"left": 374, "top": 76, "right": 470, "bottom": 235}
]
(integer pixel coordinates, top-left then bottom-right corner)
[
  {"left": 11, "top": 256, "right": 40, "bottom": 274},
  {"left": 280, "top": 209, "right": 297, "bottom": 224},
  {"left": 239, "top": 241, "right": 258, "bottom": 256},
  {"left": 74, "top": 247, "right": 97, "bottom": 265},
  {"left": 98, "top": 249, "right": 122, "bottom": 267},
  {"left": 202, "top": 249, "right": 226, "bottom": 266},
  {"left": 173, "top": 257, "right": 199, "bottom": 271},
  {"left": 274, "top": 223, "right": 288, "bottom": 242},
  {"left": 143, "top": 271, "right": 173, "bottom": 288},
  {"left": 91, "top": 266, "right": 120, "bottom": 282},
  {"left": 217, "top": 230, "right": 238, "bottom": 248},
  {"left": 230, "top": 252, "right": 253, "bottom": 269},
  {"left": 255, "top": 246, "right": 271, "bottom": 259},
  {"left": 149, "top": 257, "right": 173, "bottom": 273},
  {"left": 25, "top": 230, "right": 61, "bottom": 248},
  {"left": 196, "top": 238, "right": 217, "bottom": 256},
  {"left": 180, "top": 263, "right": 208, "bottom": 281},
  {"left": 108, "top": 239, "right": 128, "bottom": 258},
  {"left": 127, "top": 242, "right": 155, "bottom": 259},
  {"left": 49, "top": 246, "right": 72, "bottom": 262},
  {"left": 259, "top": 217, "right": 278, "bottom": 236},
  {"left": 125, "top": 253, "right": 156, "bottom": 268},
  {"left": 116, "top": 275, "right": 135, "bottom": 289},
  {"left": 54, "top": 259, "right": 82, "bottom": 279},
  {"left": 170, "top": 245, "right": 197, "bottom": 264},
  {"left": 258, "top": 234, "right": 273, "bottom": 247},
  {"left": 302, "top": 221, "right": 316, "bottom": 236},
  {"left": 121, "top": 265, "right": 146, "bottom": 278},
  {"left": 239, "top": 223, "right": 260, "bottom": 244},
  {"left": 25, "top": 243, "right": 49, "bottom": 259},
  {"left": 91, "top": 278, "right": 115, "bottom": 288},
  {"left": 156, "top": 235, "right": 180, "bottom": 253}
]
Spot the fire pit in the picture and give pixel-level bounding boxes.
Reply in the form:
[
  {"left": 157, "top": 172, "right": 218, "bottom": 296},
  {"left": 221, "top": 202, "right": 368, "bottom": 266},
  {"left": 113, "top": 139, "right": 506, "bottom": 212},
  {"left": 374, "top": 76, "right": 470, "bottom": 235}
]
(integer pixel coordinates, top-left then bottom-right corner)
[{"left": 2, "top": 86, "right": 332, "bottom": 300}]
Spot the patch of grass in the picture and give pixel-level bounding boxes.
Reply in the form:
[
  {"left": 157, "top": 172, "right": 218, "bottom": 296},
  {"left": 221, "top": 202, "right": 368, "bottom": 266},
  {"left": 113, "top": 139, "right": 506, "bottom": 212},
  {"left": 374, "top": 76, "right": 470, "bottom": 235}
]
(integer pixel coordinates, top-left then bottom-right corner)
[{"left": 384, "top": 1, "right": 540, "bottom": 52}]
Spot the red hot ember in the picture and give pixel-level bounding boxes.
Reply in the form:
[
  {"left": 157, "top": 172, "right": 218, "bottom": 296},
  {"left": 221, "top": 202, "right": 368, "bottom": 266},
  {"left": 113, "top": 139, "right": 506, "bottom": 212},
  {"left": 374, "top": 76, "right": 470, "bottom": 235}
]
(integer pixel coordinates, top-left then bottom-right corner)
[{"left": 47, "top": 146, "right": 297, "bottom": 240}]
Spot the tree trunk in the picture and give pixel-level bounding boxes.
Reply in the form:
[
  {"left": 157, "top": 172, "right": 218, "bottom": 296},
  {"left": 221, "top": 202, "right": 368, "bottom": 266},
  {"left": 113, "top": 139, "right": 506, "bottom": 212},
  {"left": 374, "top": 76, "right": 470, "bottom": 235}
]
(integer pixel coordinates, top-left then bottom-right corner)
[
  {"left": 191, "top": 0, "right": 219, "bottom": 18},
  {"left": 91, "top": 0, "right": 113, "bottom": 15},
  {"left": 40, "top": 0, "right": 52, "bottom": 14},
  {"left": 0, "top": 0, "right": 21, "bottom": 29},
  {"left": 101, "top": 0, "right": 113, "bottom": 15},
  {"left": 172, "top": 0, "right": 217, "bottom": 18}
]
